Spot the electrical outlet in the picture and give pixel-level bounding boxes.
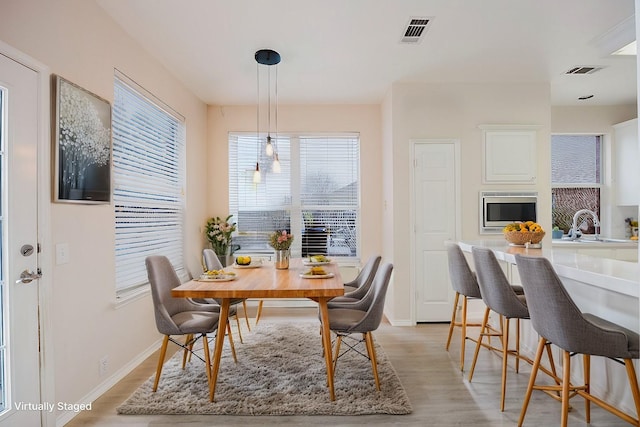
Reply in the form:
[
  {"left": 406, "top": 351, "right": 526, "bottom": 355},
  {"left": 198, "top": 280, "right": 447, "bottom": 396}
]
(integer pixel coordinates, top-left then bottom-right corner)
[{"left": 99, "top": 355, "right": 109, "bottom": 377}]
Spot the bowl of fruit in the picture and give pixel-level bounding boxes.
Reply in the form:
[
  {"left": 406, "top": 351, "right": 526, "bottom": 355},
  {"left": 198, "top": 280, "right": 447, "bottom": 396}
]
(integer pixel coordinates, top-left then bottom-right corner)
[{"left": 503, "top": 221, "right": 545, "bottom": 246}]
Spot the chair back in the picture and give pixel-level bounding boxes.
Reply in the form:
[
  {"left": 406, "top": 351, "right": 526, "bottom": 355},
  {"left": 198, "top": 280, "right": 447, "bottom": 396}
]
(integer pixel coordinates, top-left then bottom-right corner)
[
  {"left": 446, "top": 243, "right": 481, "bottom": 298},
  {"left": 350, "top": 263, "right": 393, "bottom": 333},
  {"left": 471, "top": 247, "right": 528, "bottom": 319},
  {"left": 146, "top": 255, "right": 193, "bottom": 335},
  {"left": 514, "top": 254, "right": 632, "bottom": 357},
  {"left": 344, "top": 255, "right": 382, "bottom": 299},
  {"left": 203, "top": 248, "right": 223, "bottom": 271}
]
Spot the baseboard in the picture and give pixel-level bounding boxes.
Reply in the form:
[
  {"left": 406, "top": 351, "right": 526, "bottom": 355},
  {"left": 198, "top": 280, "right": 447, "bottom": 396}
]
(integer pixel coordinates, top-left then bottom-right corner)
[{"left": 56, "top": 339, "right": 161, "bottom": 427}]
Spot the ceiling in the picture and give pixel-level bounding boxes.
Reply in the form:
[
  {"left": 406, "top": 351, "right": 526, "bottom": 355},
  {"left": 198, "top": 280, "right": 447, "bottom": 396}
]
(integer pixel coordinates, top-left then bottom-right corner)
[{"left": 96, "top": 0, "right": 637, "bottom": 107}]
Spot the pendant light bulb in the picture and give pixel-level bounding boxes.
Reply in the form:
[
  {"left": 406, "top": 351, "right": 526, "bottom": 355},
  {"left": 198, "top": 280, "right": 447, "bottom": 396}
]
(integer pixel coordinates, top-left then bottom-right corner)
[
  {"left": 253, "top": 162, "right": 261, "bottom": 184},
  {"left": 265, "top": 136, "right": 274, "bottom": 157},
  {"left": 272, "top": 153, "right": 281, "bottom": 174}
]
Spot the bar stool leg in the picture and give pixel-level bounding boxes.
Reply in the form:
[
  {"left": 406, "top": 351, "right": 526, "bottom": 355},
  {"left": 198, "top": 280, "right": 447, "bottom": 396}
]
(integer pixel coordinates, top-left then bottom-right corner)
[
  {"left": 561, "top": 350, "right": 571, "bottom": 427},
  {"left": 583, "top": 354, "right": 590, "bottom": 423},
  {"left": 468, "top": 306, "right": 491, "bottom": 382},
  {"left": 460, "top": 295, "right": 469, "bottom": 371},
  {"left": 515, "top": 318, "right": 521, "bottom": 373},
  {"left": 624, "top": 359, "right": 640, "bottom": 422},
  {"left": 518, "top": 337, "right": 546, "bottom": 427},
  {"left": 500, "top": 317, "right": 510, "bottom": 412},
  {"left": 445, "top": 292, "right": 460, "bottom": 351}
]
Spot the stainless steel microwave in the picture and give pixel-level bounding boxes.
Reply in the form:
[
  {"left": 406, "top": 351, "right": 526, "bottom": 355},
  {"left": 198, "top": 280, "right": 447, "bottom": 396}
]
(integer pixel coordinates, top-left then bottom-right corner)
[{"left": 480, "top": 191, "right": 538, "bottom": 233}]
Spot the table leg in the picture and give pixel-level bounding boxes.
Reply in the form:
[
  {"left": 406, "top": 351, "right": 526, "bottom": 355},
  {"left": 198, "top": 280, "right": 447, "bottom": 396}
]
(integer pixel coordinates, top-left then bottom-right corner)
[
  {"left": 318, "top": 297, "right": 336, "bottom": 401},
  {"left": 209, "top": 298, "right": 230, "bottom": 402}
]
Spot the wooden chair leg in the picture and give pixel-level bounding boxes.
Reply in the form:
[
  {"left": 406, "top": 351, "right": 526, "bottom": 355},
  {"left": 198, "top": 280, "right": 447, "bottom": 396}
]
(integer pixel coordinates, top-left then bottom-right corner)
[
  {"left": 460, "top": 295, "right": 468, "bottom": 371},
  {"left": 500, "top": 317, "right": 510, "bottom": 412},
  {"left": 445, "top": 292, "right": 460, "bottom": 351},
  {"left": 561, "top": 350, "right": 571, "bottom": 427},
  {"left": 583, "top": 354, "right": 590, "bottom": 423},
  {"left": 226, "top": 322, "right": 237, "bottom": 363},
  {"left": 242, "top": 300, "right": 251, "bottom": 331},
  {"left": 515, "top": 318, "right": 520, "bottom": 373},
  {"left": 365, "top": 332, "right": 381, "bottom": 391},
  {"left": 182, "top": 334, "right": 193, "bottom": 368},
  {"left": 518, "top": 337, "right": 546, "bottom": 427},
  {"left": 153, "top": 335, "right": 170, "bottom": 392},
  {"left": 333, "top": 335, "right": 343, "bottom": 377},
  {"left": 255, "top": 300, "right": 264, "bottom": 325},
  {"left": 624, "top": 359, "right": 640, "bottom": 423},
  {"left": 234, "top": 313, "right": 244, "bottom": 344},
  {"left": 202, "top": 334, "right": 212, "bottom": 384},
  {"left": 468, "top": 306, "right": 491, "bottom": 382}
]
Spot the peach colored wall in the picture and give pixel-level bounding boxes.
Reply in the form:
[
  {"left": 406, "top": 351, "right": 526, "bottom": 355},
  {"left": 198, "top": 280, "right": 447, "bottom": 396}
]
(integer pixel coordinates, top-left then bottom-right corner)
[
  {"left": 206, "top": 104, "right": 383, "bottom": 264},
  {"left": 386, "top": 82, "right": 552, "bottom": 325},
  {"left": 0, "top": 0, "right": 209, "bottom": 420}
]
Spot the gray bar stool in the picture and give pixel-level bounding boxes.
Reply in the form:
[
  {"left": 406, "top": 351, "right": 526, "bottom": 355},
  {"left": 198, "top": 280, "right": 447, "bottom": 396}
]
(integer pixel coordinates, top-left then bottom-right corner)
[
  {"left": 515, "top": 254, "right": 640, "bottom": 427},
  {"left": 469, "top": 247, "right": 558, "bottom": 412},
  {"left": 445, "top": 243, "right": 487, "bottom": 371}
]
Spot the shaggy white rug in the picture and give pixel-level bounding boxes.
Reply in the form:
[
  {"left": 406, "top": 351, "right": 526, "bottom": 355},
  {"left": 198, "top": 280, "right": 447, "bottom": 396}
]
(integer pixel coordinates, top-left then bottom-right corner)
[{"left": 117, "top": 321, "right": 412, "bottom": 415}]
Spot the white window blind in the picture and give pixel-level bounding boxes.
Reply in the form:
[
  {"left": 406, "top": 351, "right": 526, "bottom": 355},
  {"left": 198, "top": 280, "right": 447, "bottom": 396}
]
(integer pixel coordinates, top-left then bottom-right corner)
[
  {"left": 229, "top": 133, "right": 359, "bottom": 258},
  {"left": 113, "top": 71, "right": 186, "bottom": 295}
]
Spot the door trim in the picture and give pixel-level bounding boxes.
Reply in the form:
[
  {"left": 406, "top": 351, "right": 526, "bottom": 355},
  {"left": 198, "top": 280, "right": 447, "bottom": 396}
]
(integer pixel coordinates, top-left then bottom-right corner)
[
  {"left": 0, "top": 40, "right": 53, "bottom": 427},
  {"left": 409, "top": 139, "right": 461, "bottom": 325}
]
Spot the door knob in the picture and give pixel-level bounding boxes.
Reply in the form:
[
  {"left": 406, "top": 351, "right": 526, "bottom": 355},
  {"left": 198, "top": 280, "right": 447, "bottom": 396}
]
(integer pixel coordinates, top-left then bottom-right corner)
[{"left": 15, "top": 269, "right": 41, "bottom": 284}]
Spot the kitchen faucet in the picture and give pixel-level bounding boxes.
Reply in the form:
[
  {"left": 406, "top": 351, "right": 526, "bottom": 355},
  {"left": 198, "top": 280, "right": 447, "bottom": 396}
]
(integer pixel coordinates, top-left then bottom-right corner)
[{"left": 569, "top": 209, "right": 600, "bottom": 240}]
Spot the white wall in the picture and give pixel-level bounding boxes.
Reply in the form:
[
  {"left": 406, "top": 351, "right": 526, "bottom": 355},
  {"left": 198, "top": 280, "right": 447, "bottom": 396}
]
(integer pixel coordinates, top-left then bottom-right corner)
[
  {"left": 551, "top": 105, "right": 637, "bottom": 238},
  {"left": 205, "top": 104, "right": 383, "bottom": 265},
  {"left": 384, "top": 82, "right": 552, "bottom": 325},
  {"left": 0, "top": 0, "right": 209, "bottom": 422}
]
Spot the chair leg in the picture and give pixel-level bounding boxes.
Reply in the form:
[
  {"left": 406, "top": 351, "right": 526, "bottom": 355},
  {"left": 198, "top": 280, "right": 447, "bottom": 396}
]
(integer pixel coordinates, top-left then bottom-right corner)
[
  {"left": 460, "top": 295, "right": 469, "bottom": 372},
  {"left": 583, "top": 354, "right": 590, "bottom": 423},
  {"left": 364, "top": 332, "right": 381, "bottom": 391},
  {"left": 515, "top": 318, "right": 520, "bottom": 373},
  {"left": 202, "top": 333, "right": 212, "bottom": 384},
  {"left": 182, "top": 334, "right": 193, "bottom": 369},
  {"left": 153, "top": 335, "right": 170, "bottom": 392},
  {"left": 624, "top": 359, "right": 640, "bottom": 423},
  {"left": 468, "top": 306, "right": 491, "bottom": 382},
  {"left": 561, "top": 350, "right": 571, "bottom": 427},
  {"left": 500, "top": 317, "right": 510, "bottom": 412},
  {"left": 255, "top": 300, "right": 264, "bottom": 325},
  {"left": 445, "top": 292, "right": 460, "bottom": 351},
  {"left": 518, "top": 337, "right": 546, "bottom": 427},
  {"left": 226, "top": 322, "right": 237, "bottom": 363},
  {"left": 333, "top": 335, "right": 343, "bottom": 376},
  {"left": 234, "top": 313, "right": 244, "bottom": 344},
  {"left": 242, "top": 300, "right": 251, "bottom": 331}
]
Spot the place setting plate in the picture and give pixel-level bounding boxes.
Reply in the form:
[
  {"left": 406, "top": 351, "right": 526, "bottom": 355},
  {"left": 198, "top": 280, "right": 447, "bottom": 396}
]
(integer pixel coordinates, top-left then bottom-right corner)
[
  {"left": 196, "top": 274, "right": 237, "bottom": 282},
  {"left": 302, "top": 257, "right": 332, "bottom": 266},
  {"left": 299, "top": 272, "right": 335, "bottom": 279}
]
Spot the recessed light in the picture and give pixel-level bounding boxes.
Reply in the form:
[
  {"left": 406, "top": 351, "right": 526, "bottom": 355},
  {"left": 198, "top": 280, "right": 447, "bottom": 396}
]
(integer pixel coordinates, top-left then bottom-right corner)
[{"left": 578, "top": 95, "right": 594, "bottom": 100}]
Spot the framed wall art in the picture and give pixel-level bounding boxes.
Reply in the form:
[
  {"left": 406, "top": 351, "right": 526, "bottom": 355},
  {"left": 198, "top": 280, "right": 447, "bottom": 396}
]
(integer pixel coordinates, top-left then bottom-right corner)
[{"left": 53, "top": 75, "right": 111, "bottom": 203}]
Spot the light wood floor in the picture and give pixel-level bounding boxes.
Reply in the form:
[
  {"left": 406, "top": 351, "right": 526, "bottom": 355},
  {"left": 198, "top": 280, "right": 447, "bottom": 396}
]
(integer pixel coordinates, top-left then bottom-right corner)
[{"left": 65, "top": 307, "right": 632, "bottom": 426}]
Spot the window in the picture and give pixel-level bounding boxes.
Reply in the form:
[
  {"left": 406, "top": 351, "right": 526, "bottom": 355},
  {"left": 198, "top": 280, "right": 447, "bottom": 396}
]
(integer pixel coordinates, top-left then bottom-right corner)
[
  {"left": 229, "top": 133, "right": 360, "bottom": 258},
  {"left": 113, "top": 71, "right": 186, "bottom": 296},
  {"left": 551, "top": 135, "right": 602, "bottom": 233}
]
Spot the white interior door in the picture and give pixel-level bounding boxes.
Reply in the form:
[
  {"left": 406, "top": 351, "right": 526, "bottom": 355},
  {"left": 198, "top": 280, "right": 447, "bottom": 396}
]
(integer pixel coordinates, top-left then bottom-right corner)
[
  {"left": 0, "top": 53, "right": 41, "bottom": 426},
  {"left": 414, "top": 141, "right": 458, "bottom": 322}
]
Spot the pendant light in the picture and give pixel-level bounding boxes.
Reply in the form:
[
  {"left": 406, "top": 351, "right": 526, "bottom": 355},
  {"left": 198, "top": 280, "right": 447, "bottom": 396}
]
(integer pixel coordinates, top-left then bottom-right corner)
[{"left": 254, "top": 49, "right": 281, "bottom": 182}]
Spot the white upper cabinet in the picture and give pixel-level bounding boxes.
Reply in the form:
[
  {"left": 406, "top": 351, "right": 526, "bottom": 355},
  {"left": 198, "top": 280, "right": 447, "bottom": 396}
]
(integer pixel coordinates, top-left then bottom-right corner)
[
  {"left": 480, "top": 125, "right": 539, "bottom": 183},
  {"left": 613, "top": 118, "right": 639, "bottom": 206}
]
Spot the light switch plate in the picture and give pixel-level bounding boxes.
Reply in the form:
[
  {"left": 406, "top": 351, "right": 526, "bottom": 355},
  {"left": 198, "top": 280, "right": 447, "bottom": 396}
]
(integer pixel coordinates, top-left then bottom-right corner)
[{"left": 55, "top": 243, "right": 69, "bottom": 265}]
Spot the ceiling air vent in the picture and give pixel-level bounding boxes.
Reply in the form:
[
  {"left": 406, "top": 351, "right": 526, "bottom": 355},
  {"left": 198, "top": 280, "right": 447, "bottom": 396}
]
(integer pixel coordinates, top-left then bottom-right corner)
[
  {"left": 401, "top": 17, "right": 433, "bottom": 44},
  {"left": 564, "top": 66, "right": 604, "bottom": 75}
]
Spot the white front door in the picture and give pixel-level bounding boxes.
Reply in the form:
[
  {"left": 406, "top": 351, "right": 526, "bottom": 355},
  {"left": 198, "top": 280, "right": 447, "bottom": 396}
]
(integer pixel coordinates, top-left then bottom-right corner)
[
  {"left": 413, "top": 141, "right": 459, "bottom": 322},
  {"left": 0, "top": 53, "right": 41, "bottom": 426}
]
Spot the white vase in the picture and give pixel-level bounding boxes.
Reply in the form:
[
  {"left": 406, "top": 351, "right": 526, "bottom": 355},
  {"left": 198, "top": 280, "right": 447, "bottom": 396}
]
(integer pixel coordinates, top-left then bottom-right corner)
[{"left": 274, "top": 249, "right": 290, "bottom": 270}]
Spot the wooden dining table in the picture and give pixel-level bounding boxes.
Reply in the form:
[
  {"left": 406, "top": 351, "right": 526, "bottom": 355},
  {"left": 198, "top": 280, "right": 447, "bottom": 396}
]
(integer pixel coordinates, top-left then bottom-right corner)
[{"left": 171, "top": 257, "right": 345, "bottom": 402}]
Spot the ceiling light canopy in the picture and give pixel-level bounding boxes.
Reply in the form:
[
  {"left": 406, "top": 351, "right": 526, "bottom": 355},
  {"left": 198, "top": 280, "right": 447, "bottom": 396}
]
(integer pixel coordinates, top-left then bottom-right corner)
[{"left": 253, "top": 49, "right": 282, "bottom": 184}]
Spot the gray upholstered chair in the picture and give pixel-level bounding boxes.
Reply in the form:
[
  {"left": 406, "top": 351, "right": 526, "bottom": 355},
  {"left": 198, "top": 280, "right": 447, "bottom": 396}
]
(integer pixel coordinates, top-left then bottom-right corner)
[
  {"left": 469, "top": 247, "right": 556, "bottom": 412},
  {"left": 327, "top": 262, "right": 393, "bottom": 391},
  {"left": 445, "top": 243, "right": 524, "bottom": 371},
  {"left": 203, "top": 248, "right": 251, "bottom": 339},
  {"left": 328, "top": 255, "right": 381, "bottom": 307},
  {"left": 146, "top": 255, "right": 220, "bottom": 392},
  {"left": 342, "top": 255, "right": 382, "bottom": 295},
  {"left": 514, "top": 254, "right": 640, "bottom": 427}
]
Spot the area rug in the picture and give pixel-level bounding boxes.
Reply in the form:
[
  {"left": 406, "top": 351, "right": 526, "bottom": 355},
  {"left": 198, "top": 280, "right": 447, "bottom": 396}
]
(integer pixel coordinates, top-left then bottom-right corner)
[{"left": 117, "top": 321, "right": 412, "bottom": 415}]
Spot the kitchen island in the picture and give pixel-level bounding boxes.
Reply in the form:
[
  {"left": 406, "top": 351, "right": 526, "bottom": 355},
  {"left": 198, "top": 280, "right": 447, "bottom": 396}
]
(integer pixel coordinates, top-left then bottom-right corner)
[{"left": 457, "top": 240, "right": 639, "bottom": 416}]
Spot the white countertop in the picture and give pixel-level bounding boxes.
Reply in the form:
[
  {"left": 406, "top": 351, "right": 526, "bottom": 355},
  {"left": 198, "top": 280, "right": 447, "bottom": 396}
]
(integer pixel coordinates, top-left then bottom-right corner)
[{"left": 457, "top": 240, "right": 640, "bottom": 298}]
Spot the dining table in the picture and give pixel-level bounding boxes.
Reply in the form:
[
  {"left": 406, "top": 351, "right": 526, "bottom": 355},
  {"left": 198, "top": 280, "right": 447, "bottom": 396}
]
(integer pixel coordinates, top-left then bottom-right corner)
[{"left": 171, "top": 257, "right": 345, "bottom": 402}]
